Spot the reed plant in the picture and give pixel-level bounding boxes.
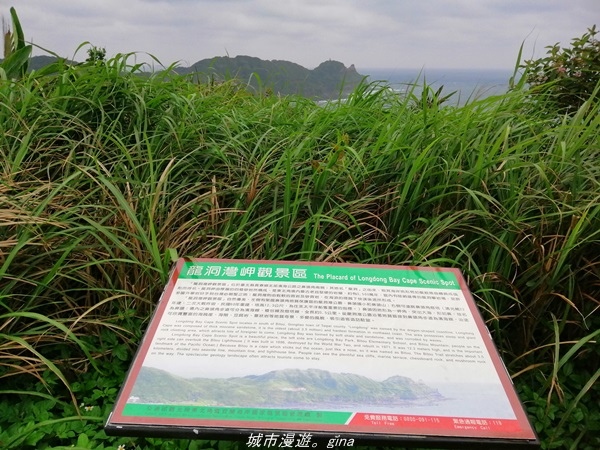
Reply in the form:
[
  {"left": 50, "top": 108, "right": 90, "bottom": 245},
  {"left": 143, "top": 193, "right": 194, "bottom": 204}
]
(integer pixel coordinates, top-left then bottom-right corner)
[{"left": 0, "top": 44, "right": 598, "bottom": 449}]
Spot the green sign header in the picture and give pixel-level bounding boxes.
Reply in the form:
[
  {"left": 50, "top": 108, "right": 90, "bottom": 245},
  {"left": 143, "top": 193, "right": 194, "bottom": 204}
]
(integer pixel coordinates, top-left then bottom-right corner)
[{"left": 179, "top": 261, "right": 460, "bottom": 289}]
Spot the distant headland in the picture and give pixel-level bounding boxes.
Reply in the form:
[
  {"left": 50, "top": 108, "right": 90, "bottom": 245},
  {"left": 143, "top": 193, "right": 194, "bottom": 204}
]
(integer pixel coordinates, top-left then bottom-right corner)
[{"left": 173, "top": 55, "right": 365, "bottom": 100}]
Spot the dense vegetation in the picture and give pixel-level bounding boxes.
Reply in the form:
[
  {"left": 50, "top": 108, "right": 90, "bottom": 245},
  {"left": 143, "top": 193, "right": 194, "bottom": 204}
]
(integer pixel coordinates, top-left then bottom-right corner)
[
  {"left": 1, "top": 10, "right": 599, "bottom": 450},
  {"left": 524, "top": 25, "right": 600, "bottom": 114}
]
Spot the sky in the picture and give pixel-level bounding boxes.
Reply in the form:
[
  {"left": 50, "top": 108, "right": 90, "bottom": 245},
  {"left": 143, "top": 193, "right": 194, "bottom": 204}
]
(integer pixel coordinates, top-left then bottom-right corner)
[{"left": 2, "top": 1, "right": 598, "bottom": 71}]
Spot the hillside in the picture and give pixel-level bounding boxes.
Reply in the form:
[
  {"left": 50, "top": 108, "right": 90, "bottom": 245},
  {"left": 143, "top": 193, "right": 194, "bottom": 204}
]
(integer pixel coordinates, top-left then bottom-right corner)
[
  {"left": 2, "top": 39, "right": 599, "bottom": 447},
  {"left": 0, "top": 55, "right": 77, "bottom": 71}
]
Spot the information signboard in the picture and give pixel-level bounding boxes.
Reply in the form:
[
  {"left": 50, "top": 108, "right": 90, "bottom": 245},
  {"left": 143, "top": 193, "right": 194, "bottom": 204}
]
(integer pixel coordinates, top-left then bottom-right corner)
[{"left": 105, "top": 259, "right": 539, "bottom": 448}]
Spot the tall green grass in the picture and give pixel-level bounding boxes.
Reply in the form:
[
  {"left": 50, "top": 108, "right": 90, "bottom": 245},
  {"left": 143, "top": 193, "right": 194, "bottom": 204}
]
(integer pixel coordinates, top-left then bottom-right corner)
[{"left": 0, "top": 52, "right": 598, "bottom": 449}]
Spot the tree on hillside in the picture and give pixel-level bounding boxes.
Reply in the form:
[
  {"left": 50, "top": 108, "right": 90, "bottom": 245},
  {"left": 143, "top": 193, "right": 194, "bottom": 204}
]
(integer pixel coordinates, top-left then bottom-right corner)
[{"left": 86, "top": 46, "right": 106, "bottom": 64}]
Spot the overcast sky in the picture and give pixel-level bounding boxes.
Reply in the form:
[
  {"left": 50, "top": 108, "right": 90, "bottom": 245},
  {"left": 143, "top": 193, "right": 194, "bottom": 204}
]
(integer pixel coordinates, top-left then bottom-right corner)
[{"left": 2, "top": 1, "right": 597, "bottom": 71}]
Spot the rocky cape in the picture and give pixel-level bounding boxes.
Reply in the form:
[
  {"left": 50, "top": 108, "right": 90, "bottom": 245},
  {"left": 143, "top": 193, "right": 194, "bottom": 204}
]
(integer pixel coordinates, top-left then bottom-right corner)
[{"left": 173, "top": 55, "right": 366, "bottom": 100}]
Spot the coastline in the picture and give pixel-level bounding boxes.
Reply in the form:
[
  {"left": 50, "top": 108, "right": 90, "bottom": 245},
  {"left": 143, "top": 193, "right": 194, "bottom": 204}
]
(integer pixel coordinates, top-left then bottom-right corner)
[{"left": 363, "top": 67, "right": 514, "bottom": 103}]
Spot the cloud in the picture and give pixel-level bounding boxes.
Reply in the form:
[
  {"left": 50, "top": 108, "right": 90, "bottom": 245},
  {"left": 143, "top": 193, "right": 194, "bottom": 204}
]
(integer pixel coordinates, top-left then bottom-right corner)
[{"left": 3, "top": 0, "right": 597, "bottom": 69}]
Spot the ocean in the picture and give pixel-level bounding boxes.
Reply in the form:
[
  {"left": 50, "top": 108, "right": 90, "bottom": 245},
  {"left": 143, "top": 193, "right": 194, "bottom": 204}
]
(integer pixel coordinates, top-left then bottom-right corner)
[
  {"left": 339, "top": 382, "right": 516, "bottom": 419},
  {"left": 362, "top": 68, "right": 514, "bottom": 105}
]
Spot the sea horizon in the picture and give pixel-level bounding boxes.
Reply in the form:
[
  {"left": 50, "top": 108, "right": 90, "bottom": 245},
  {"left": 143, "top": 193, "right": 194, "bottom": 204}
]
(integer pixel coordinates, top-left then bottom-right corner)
[{"left": 360, "top": 67, "right": 516, "bottom": 103}]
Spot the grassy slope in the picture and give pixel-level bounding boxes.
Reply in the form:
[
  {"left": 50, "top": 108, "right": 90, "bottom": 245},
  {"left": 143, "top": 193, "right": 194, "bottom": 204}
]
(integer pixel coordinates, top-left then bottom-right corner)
[{"left": 0, "top": 56, "right": 599, "bottom": 449}]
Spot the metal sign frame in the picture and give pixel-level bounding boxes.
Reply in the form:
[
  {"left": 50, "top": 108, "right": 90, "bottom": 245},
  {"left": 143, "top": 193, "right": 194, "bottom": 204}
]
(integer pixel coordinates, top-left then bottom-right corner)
[{"left": 105, "top": 258, "right": 539, "bottom": 449}]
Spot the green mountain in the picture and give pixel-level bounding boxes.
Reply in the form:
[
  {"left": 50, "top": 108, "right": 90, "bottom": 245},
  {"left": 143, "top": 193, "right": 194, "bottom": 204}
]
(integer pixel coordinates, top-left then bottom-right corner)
[
  {"left": 174, "top": 55, "right": 366, "bottom": 100},
  {"left": 129, "top": 367, "right": 445, "bottom": 408}
]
